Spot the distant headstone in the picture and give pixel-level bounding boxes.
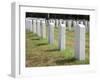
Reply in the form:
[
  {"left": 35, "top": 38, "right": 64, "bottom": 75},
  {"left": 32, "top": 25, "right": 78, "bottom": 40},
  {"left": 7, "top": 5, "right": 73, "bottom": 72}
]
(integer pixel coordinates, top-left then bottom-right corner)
[
  {"left": 73, "top": 20, "right": 77, "bottom": 30},
  {"left": 52, "top": 19, "right": 56, "bottom": 27},
  {"left": 87, "top": 21, "right": 89, "bottom": 32},
  {"left": 75, "top": 24, "right": 85, "bottom": 60},
  {"left": 25, "top": 19, "right": 29, "bottom": 30},
  {"left": 48, "top": 21, "right": 55, "bottom": 44},
  {"left": 56, "top": 19, "right": 59, "bottom": 28},
  {"left": 80, "top": 21, "right": 84, "bottom": 24},
  {"left": 85, "top": 20, "right": 89, "bottom": 32},
  {"left": 25, "top": 18, "right": 32, "bottom": 32},
  {"left": 68, "top": 20, "right": 72, "bottom": 31},
  {"left": 41, "top": 20, "right": 46, "bottom": 38},
  {"left": 32, "top": 19, "right": 36, "bottom": 33},
  {"left": 45, "top": 20, "right": 48, "bottom": 27},
  {"left": 36, "top": 19, "right": 41, "bottom": 37},
  {"left": 76, "top": 20, "right": 79, "bottom": 24}
]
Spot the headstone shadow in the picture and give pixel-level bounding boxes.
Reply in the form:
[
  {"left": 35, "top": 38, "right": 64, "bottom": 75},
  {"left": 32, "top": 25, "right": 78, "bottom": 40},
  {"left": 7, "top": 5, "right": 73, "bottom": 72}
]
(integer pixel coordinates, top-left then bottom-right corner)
[
  {"left": 36, "top": 43, "right": 48, "bottom": 46},
  {"left": 45, "top": 48, "right": 59, "bottom": 52},
  {"left": 55, "top": 57, "right": 76, "bottom": 65},
  {"left": 31, "top": 38, "right": 40, "bottom": 40}
]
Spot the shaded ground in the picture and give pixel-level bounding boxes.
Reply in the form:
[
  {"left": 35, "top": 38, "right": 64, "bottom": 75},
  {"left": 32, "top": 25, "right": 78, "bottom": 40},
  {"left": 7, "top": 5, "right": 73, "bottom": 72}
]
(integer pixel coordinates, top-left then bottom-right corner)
[{"left": 26, "top": 27, "right": 89, "bottom": 67}]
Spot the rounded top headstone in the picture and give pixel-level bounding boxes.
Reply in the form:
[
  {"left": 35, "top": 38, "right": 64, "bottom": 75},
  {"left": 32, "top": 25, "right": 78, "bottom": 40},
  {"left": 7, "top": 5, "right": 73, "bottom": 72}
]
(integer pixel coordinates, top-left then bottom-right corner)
[
  {"left": 77, "top": 24, "right": 85, "bottom": 28},
  {"left": 49, "top": 22, "right": 54, "bottom": 26},
  {"left": 80, "top": 21, "right": 83, "bottom": 24},
  {"left": 33, "top": 19, "right": 36, "bottom": 22},
  {"left": 42, "top": 20, "right": 45, "bottom": 23},
  {"left": 60, "top": 23, "right": 65, "bottom": 27},
  {"left": 37, "top": 19, "right": 40, "bottom": 23}
]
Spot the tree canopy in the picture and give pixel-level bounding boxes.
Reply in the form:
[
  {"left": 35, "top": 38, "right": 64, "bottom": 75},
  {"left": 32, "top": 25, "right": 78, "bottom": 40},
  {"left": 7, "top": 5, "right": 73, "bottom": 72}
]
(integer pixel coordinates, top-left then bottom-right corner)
[{"left": 26, "top": 12, "right": 89, "bottom": 21}]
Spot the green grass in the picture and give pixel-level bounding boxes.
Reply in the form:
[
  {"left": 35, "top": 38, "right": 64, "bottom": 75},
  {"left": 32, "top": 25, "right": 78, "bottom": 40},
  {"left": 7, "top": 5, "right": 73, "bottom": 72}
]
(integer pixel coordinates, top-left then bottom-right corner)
[{"left": 26, "top": 27, "right": 89, "bottom": 67}]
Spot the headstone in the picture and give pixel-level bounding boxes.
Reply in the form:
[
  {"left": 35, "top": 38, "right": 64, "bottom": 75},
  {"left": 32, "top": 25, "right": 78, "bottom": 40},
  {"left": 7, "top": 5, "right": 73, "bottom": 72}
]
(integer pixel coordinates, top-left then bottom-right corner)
[
  {"left": 85, "top": 20, "right": 89, "bottom": 32},
  {"left": 48, "top": 21, "right": 55, "bottom": 44},
  {"left": 52, "top": 19, "right": 56, "bottom": 27},
  {"left": 25, "top": 18, "right": 32, "bottom": 32},
  {"left": 41, "top": 20, "right": 46, "bottom": 38},
  {"left": 80, "top": 21, "right": 84, "bottom": 24},
  {"left": 56, "top": 19, "right": 59, "bottom": 28},
  {"left": 73, "top": 20, "right": 77, "bottom": 30},
  {"left": 76, "top": 20, "right": 79, "bottom": 24},
  {"left": 59, "top": 19, "right": 63, "bottom": 23},
  {"left": 58, "top": 22, "right": 66, "bottom": 50},
  {"left": 87, "top": 21, "right": 89, "bottom": 32},
  {"left": 68, "top": 20, "right": 72, "bottom": 31},
  {"left": 75, "top": 24, "right": 85, "bottom": 60},
  {"left": 45, "top": 20, "right": 48, "bottom": 27},
  {"left": 65, "top": 20, "right": 68, "bottom": 29},
  {"left": 36, "top": 19, "right": 41, "bottom": 37},
  {"left": 32, "top": 19, "right": 36, "bottom": 33},
  {"left": 25, "top": 19, "right": 29, "bottom": 30}
]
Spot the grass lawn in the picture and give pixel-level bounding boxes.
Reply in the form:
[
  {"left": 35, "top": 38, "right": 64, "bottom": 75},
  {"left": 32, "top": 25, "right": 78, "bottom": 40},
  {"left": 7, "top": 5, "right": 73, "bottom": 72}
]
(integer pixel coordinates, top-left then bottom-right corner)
[{"left": 26, "top": 26, "right": 89, "bottom": 67}]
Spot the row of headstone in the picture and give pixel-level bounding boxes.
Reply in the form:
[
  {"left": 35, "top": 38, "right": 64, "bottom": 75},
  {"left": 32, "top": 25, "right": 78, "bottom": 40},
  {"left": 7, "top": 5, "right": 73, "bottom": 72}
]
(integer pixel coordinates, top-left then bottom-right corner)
[
  {"left": 48, "top": 19, "right": 85, "bottom": 60},
  {"left": 54, "top": 19, "right": 89, "bottom": 32},
  {"left": 25, "top": 18, "right": 46, "bottom": 38},
  {"left": 25, "top": 18, "right": 89, "bottom": 32},
  {"left": 25, "top": 18, "right": 86, "bottom": 60},
  {"left": 25, "top": 18, "right": 33, "bottom": 31},
  {"left": 66, "top": 19, "right": 89, "bottom": 32}
]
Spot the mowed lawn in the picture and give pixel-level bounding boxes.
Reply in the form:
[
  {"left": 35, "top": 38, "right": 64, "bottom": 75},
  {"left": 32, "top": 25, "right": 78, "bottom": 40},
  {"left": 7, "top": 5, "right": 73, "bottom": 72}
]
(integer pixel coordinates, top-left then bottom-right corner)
[{"left": 26, "top": 26, "right": 89, "bottom": 67}]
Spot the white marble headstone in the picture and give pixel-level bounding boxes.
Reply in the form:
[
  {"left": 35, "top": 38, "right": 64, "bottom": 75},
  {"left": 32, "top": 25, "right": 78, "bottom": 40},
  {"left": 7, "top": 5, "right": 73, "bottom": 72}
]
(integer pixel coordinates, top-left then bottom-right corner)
[
  {"left": 32, "top": 19, "right": 36, "bottom": 33},
  {"left": 85, "top": 20, "right": 89, "bottom": 32},
  {"left": 36, "top": 19, "right": 41, "bottom": 37},
  {"left": 25, "top": 19, "right": 29, "bottom": 30},
  {"left": 58, "top": 22, "right": 66, "bottom": 50},
  {"left": 80, "top": 21, "right": 84, "bottom": 25},
  {"left": 87, "top": 21, "right": 89, "bottom": 32},
  {"left": 41, "top": 20, "right": 46, "bottom": 38},
  {"left": 76, "top": 20, "right": 79, "bottom": 25},
  {"left": 25, "top": 18, "right": 33, "bottom": 32},
  {"left": 72, "top": 20, "right": 76, "bottom": 30},
  {"left": 48, "top": 21, "right": 55, "bottom": 44},
  {"left": 75, "top": 24, "right": 85, "bottom": 60},
  {"left": 68, "top": 20, "right": 72, "bottom": 31},
  {"left": 56, "top": 19, "right": 59, "bottom": 28}
]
